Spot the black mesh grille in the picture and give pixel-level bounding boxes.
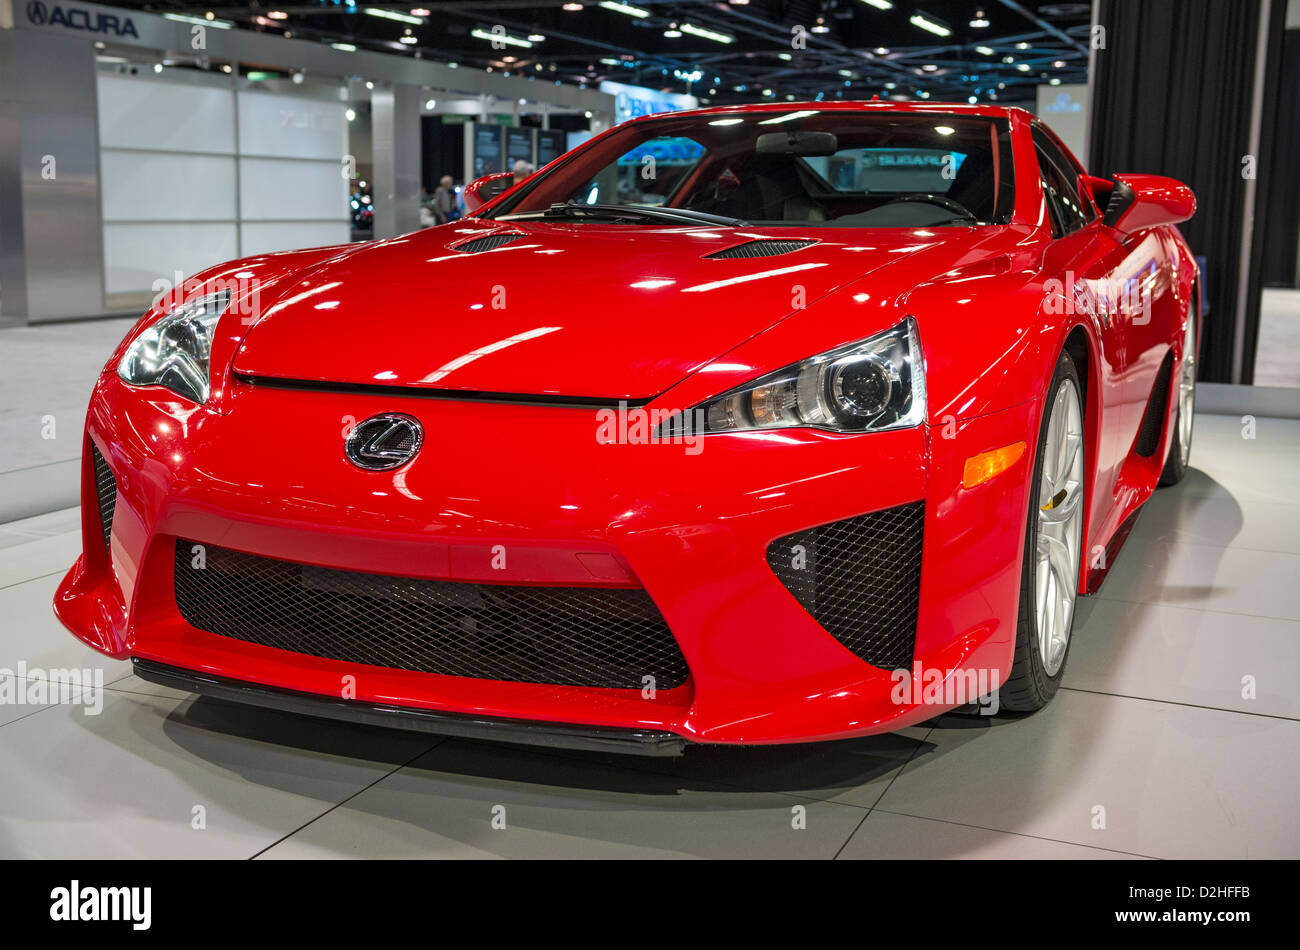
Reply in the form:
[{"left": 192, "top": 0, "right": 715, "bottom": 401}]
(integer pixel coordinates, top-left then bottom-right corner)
[
  {"left": 173, "top": 541, "right": 689, "bottom": 690},
  {"left": 453, "top": 233, "right": 523, "bottom": 253},
  {"left": 707, "top": 239, "right": 816, "bottom": 259},
  {"left": 765, "top": 502, "right": 924, "bottom": 670},
  {"left": 91, "top": 444, "right": 116, "bottom": 556},
  {"left": 1134, "top": 352, "right": 1173, "bottom": 457}
]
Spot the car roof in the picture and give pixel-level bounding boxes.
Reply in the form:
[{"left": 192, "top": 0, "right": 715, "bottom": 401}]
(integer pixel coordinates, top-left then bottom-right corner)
[{"left": 625, "top": 100, "right": 1033, "bottom": 124}]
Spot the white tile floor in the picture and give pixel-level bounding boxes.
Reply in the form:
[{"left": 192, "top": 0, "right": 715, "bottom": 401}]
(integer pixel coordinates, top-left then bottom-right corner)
[{"left": 0, "top": 411, "right": 1296, "bottom": 859}]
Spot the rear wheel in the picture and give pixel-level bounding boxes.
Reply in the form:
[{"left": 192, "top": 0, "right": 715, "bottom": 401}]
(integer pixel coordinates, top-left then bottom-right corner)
[
  {"left": 1159, "top": 315, "right": 1196, "bottom": 486},
  {"left": 1002, "top": 351, "right": 1085, "bottom": 712}
]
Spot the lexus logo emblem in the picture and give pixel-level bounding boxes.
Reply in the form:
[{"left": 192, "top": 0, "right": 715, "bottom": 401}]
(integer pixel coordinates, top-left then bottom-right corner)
[
  {"left": 345, "top": 414, "right": 423, "bottom": 471},
  {"left": 27, "top": 1, "right": 47, "bottom": 24}
]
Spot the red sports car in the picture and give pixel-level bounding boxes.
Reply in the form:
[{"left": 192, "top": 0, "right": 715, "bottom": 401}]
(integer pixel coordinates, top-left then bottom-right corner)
[{"left": 55, "top": 103, "right": 1198, "bottom": 755}]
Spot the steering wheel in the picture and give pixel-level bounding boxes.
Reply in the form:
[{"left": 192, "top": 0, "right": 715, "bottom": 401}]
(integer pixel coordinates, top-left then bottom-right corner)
[{"left": 882, "top": 193, "right": 980, "bottom": 222}]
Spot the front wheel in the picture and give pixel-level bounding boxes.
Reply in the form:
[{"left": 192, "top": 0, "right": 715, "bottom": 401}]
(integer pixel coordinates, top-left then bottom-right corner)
[{"left": 1002, "top": 351, "right": 1086, "bottom": 712}]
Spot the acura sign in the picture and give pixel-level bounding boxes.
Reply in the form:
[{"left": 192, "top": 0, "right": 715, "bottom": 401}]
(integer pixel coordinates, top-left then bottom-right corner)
[{"left": 24, "top": 1, "right": 140, "bottom": 37}]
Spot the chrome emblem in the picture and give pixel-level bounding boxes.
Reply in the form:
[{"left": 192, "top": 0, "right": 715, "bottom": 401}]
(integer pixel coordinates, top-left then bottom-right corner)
[{"left": 345, "top": 414, "right": 423, "bottom": 471}]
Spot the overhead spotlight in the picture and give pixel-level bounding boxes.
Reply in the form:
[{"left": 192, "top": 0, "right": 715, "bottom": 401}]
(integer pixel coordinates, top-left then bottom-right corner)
[
  {"left": 345, "top": 108, "right": 357, "bottom": 121},
  {"left": 221, "top": 64, "right": 232, "bottom": 73},
  {"left": 1053, "top": 60, "right": 1066, "bottom": 68},
  {"left": 584, "top": 110, "right": 593, "bottom": 118},
  {"left": 663, "top": 24, "right": 682, "bottom": 37},
  {"left": 365, "top": 80, "right": 374, "bottom": 89},
  {"left": 292, "top": 70, "right": 304, "bottom": 84},
  {"left": 811, "top": 17, "right": 830, "bottom": 33},
  {"left": 970, "top": 8, "right": 990, "bottom": 28},
  {"left": 399, "top": 35, "right": 418, "bottom": 45},
  {"left": 528, "top": 33, "right": 546, "bottom": 42},
  {"left": 681, "top": 23, "right": 732, "bottom": 43},
  {"left": 470, "top": 28, "right": 532, "bottom": 48},
  {"left": 164, "top": 12, "right": 233, "bottom": 29},
  {"left": 1017, "top": 63, "right": 1030, "bottom": 71},
  {"left": 909, "top": 12, "right": 951, "bottom": 37},
  {"left": 1003, "top": 55, "right": 1015, "bottom": 63},
  {"left": 598, "top": 2, "right": 651, "bottom": 18},
  {"left": 409, "top": 7, "right": 430, "bottom": 15},
  {"left": 424, "top": 98, "right": 436, "bottom": 110},
  {"left": 1015, "top": 42, "right": 1030, "bottom": 50},
  {"left": 331, "top": 42, "right": 358, "bottom": 51},
  {"left": 364, "top": 8, "right": 423, "bottom": 25},
  {"left": 976, "top": 46, "right": 995, "bottom": 55},
  {"left": 968, "top": 95, "right": 978, "bottom": 103},
  {"left": 859, "top": 0, "right": 893, "bottom": 9},
  {"left": 922, "top": 63, "right": 938, "bottom": 72},
  {"left": 153, "top": 63, "right": 163, "bottom": 73},
  {"left": 874, "top": 47, "right": 890, "bottom": 55},
  {"left": 267, "top": 10, "right": 288, "bottom": 20},
  {"left": 562, "top": 2, "right": 584, "bottom": 9},
  {"left": 1050, "top": 78, "right": 1062, "bottom": 85}
]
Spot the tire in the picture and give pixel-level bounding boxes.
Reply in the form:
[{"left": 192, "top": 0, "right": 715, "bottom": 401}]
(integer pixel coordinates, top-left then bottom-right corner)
[
  {"left": 1159, "top": 314, "right": 1196, "bottom": 486},
  {"left": 1002, "top": 350, "right": 1086, "bottom": 713}
]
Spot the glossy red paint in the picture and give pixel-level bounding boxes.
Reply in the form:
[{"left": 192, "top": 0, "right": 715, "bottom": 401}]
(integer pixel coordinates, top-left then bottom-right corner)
[{"left": 54, "top": 102, "right": 1198, "bottom": 748}]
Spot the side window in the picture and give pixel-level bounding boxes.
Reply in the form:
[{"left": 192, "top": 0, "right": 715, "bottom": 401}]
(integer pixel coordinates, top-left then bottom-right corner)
[{"left": 1033, "top": 129, "right": 1091, "bottom": 236}]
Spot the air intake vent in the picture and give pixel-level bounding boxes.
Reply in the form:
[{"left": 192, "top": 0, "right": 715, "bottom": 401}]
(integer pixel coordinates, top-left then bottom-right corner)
[
  {"left": 452, "top": 233, "right": 524, "bottom": 254},
  {"left": 90, "top": 444, "right": 116, "bottom": 557},
  {"left": 766, "top": 502, "right": 924, "bottom": 670},
  {"left": 173, "top": 541, "right": 691, "bottom": 690},
  {"left": 707, "top": 239, "right": 816, "bottom": 259}
]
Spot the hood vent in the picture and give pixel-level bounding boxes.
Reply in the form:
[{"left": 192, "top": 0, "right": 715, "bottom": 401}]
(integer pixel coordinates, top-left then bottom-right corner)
[
  {"left": 707, "top": 239, "right": 817, "bottom": 260},
  {"left": 452, "top": 233, "right": 525, "bottom": 254}
]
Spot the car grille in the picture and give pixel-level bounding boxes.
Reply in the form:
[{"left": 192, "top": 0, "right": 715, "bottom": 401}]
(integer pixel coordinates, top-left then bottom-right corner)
[
  {"left": 765, "top": 502, "right": 924, "bottom": 670},
  {"left": 452, "top": 233, "right": 524, "bottom": 253},
  {"left": 172, "top": 540, "right": 689, "bottom": 690},
  {"left": 90, "top": 444, "right": 116, "bottom": 556}
]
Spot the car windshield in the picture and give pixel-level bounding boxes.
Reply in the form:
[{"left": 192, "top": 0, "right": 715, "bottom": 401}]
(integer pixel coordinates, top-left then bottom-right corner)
[{"left": 490, "top": 110, "right": 1016, "bottom": 227}]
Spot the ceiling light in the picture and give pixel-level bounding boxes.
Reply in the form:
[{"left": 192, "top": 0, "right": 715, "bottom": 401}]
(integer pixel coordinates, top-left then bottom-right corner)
[
  {"left": 267, "top": 10, "right": 288, "bottom": 20},
  {"left": 471, "top": 28, "right": 532, "bottom": 48},
  {"left": 909, "top": 12, "right": 951, "bottom": 37},
  {"left": 528, "top": 33, "right": 545, "bottom": 42},
  {"left": 598, "top": 2, "right": 651, "bottom": 18},
  {"left": 1016, "top": 42, "right": 1030, "bottom": 50},
  {"left": 935, "top": 125, "right": 955, "bottom": 135},
  {"left": 1017, "top": 63, "right": 1030, "bottom": 71},
  {"left": 922, "top": 63, "right": 938, "bottom": 72},
  {"left": 837, "top": 69, "right": 853, "bottom": 78},
  {"left": 410, "top": 8, "right": 430, "bottom": 15},
  {"left": 364, "top": 8, "right": 423, "bottom": 25},
  {"left": 859, "top": 0, "right": 893, "bottom": 8},
  {"left": 1054, "top": 60, "right": 1066, "bottom": 68},
  {"left": 976, "top": 45, "right": 995, "bottom": 55},
  {"left": 663, "top": 27, "right": 682, "bottom": 37},
  {"left": 874, "top": 47, "right": 890, "bottom": 55},
  {"left": 331, "top": 42, "right": 358, "bottom": 51},
  {"left": 163, "top": 12, "right": 233, "bottom": 29},
  {"left": 970, "top": 8, "right": 990, "bottom": 28},
  {"left": 562, "top": 2, "right": 584, "bottom": 9},
  {"left": 399, "top": 35, "right": 417, "bottom": 44},
  {"left": 153, "top": 63, "right": 163, "bottom": 73},
  {"left": 778, "top": 52, "right": 793, "bottom": 61},
  {"left": 345, "top": 108, "right": 356, "bottom": 121},
  {"left": 811, "top": 17, "right": 830, "bottom": 33},
  {"left": 681, "top": 23, "right": 733, "bottom": 43}
]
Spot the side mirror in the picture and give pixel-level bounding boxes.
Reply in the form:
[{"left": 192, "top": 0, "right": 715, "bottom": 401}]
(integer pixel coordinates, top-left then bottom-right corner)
[
  {"left": 463, "top": 172, "right": 515, "bottom": 213},
  {"left": 1097, "top": 173, "right": 1196, "bottom": 234}
]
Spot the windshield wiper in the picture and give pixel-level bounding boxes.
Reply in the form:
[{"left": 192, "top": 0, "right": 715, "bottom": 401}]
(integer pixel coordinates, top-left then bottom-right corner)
[{"left": 502, "top": 201, "right": 747, "bottom": 227}]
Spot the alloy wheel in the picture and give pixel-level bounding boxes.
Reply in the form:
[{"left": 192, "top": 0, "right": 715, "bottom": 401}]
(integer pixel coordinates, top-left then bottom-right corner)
[{"left": 1035, "top": 378, "right": 1085, "bottom": 677}]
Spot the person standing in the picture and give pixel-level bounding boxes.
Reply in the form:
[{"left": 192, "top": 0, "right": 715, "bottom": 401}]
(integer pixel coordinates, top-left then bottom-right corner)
[{"left": 432, "top": 175, "right": 459, "bottom": 225}]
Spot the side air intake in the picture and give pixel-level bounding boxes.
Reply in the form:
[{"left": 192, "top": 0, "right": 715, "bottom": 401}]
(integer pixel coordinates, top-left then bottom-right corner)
[
  {"left": 707, "top": 239, "right": 817, "bottom": 259},
  {"left": 452, "top": 233, "right": 524, "bottom": 253},
  {"left": 90, "top": 443, "right": 116, "bottom": 557},
  {"left": 766, "top": 502, "right": 924, "bottom": 670}
]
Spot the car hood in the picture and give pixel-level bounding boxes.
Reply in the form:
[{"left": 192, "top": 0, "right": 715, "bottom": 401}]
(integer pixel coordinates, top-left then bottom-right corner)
[{"left": 231, "top": 220, "right": 1003, "bottom": 401}]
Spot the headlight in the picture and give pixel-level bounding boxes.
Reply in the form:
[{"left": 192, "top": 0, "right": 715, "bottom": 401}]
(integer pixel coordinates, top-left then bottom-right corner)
[
  {"left": 670, "top": 317, "right": 925, "bottom": 435},
  {"left": 117, "top": 291, "right": 231, "bottom": 404}
]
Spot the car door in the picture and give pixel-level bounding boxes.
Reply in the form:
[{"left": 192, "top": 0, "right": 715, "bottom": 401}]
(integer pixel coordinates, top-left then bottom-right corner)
[{"left": 1030, "top": 125, "right": 1129, "bottom": 550}]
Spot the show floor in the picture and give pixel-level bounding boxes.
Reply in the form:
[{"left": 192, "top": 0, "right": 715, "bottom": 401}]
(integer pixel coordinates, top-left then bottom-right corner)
[{"left": 0, "top": 413, "right": 1297, "bottom": 859}]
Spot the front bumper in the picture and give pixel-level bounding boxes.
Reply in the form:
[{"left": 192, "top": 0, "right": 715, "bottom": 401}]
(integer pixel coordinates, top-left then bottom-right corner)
[{"left": 55, "top": 373, "right": 1038, "bottom": 748}]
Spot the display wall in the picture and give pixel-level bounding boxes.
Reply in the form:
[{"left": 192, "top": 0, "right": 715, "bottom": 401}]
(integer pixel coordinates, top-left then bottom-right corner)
[{"left": 97, "top": 70, "right": 349, "bottom": 306}]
